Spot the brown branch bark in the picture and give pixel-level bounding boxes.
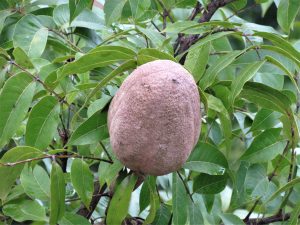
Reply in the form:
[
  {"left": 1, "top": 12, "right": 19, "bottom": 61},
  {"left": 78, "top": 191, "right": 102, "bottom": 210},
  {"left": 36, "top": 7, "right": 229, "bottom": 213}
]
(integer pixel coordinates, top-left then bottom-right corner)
[
  {"left": 174, "top": 0, "right": 237, "bottom": 58},
  {"left": 245, "top": 212, "right": 299, "bottom": 225},
  {"left": 77, "top": 182, "right": 108, "bottom": 218}
]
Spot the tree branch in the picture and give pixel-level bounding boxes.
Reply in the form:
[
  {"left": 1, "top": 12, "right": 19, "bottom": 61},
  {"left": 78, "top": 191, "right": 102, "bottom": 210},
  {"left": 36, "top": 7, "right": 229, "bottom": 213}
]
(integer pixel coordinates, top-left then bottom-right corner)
[
  {"left": 245, "top": 212, "right": 299, "bottom": 225},
  {"left": 174, "top": 0, "right": 237, "bottom": 58},
  {"left": 0, "top": 154, "right": 113, "bottom": 167}
]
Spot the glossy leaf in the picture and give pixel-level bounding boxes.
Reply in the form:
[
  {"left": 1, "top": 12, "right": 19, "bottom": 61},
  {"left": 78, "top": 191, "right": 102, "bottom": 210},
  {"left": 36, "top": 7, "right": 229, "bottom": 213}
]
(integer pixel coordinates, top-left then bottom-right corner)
[
  {"left": 70, "top": 158, "right": 94, "bottom": 208},
  {"left": 184, "top": 42, "right": 210, "bottom": 82},
  {"left": 68, "top": 111, "right": 108, "bottom": 145},
  {"left": 69, "top": 0, "right": 92, "bottom": 23},
  {"left": 0, "top": 146, "right": 43, "bottom": 201},
  {"left": 241, "top": 128, "right": 287, "bottom": 163},
  {"left": 25, "top": 96, "right": 60, "bottom": 150},
  {"left": 12, "top": 47, "right": 34, "bottom": 69},
  {"left": 13, "top": 14, "right": 48, "bottom": 58},
  {"left": 106, "top": 174, "right": 138, "bottom": 225},
  {"left": 104, "top": 0, "right": 127, "bottom": 25},
  {"left": 3, "top": 200, "right": 47, "bottom": 222},
  {"left": 59, "top": 213, "right": 91, "bottom": 225},
  {"left": 152, "top": 204, "right": 172, "bottom": 225},
  {"left": 200, "top": 50, "right": 244, "bottom": 90},
  {"left": 193, "top": 174, "right": 227, "bottom": 194},
  {"left": 185, "top": 142, "right": 228, "bottom": 175},
  {"left": 144, "top": 176, "right": 159, "bottom": 225},
  {"left": 172, "top": 172, "right": 187, "bottom": 225},
  {"left": 219, "top": 213, "right": 244, "bottom": 225},
  {"left": 59, "top": 46, "right": 135, "bottom": 78},
  {"left": 229, "top": 60, "right": 266, "bottom": 105},
  {"left": 265, "top": 177, "right": 300, "bottom": 203},
  {"left": 20, "top": 164, "right": 50, "bottom": 201},
  {"left": 50, "top": 161, "right": 65, "bottom": 225},
  {"left": 277, "top": 0, "right": 300, "bottom": 32},
  {"left": 239, "top": 82, "right": 292, "bottom": 114},
  {"left": 0, "top": 72, "right": 35, "bottom": 148},
  {"left": 137, "top": 48, "right": 176, "bottom": 65},
  {"left": 250, "top": 108, "right": 281, "bottom": 132}
]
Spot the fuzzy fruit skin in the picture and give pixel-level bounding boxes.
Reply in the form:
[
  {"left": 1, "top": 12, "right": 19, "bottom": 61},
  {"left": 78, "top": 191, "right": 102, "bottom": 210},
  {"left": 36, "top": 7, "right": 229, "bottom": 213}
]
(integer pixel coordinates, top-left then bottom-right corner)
[{"left": 108, "top": 60, "right": 201, "bottom": 176}]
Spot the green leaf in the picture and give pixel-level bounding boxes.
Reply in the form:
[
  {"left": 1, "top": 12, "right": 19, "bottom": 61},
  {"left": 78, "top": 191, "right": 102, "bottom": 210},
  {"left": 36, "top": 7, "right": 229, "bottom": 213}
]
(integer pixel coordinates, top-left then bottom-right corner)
[
  {"left": 185, "top": 142, "right": 228, "bottom": 175},
  {"left": 152, "top": 204, "right": 171, "bottom": 225},
  {"left": 53, "top": 4, "right": 69, "bottom": 28},
  {"left": 137, "top": 26, "right": 173, "bottom": 53},
  {"left": 0, "top": 146, "right": 43, "bottom": 201},
  {"left": 250, "top": 108, "right": 281, "bottom": 132},
  {"left": 59, "top": 213, "right": 91, "bottom": 225},
  {"left": 193, "top": 174, "right": 227, "bottom": 194},
  {"left": 0, "top": 72, "right": 35, "bottom": 148},
  {"left": 68, "top": 111, "right": 108, "bottom": 145},
  {"left": 87, "top": 94, "right": 111, "bottom": 117},
  {"left": 20, "top": 164, "right": 50, "bottom": 201},
  {"left": 239, "top": 82, "right": 292, "bottom": 114},
  {"left": 265, "top": 177, "right": 300, "bottom": 203},
  {"left": 0, "top": 47, "right": 10, "bottom": 60},
  {"left": 50, "top": 161, "right": 65, "bottom": 225},
  {"left": 129, "top": 0, "right": 151, "bottom": 20},
  {"left": 12, "top": 47, "right": 34, "bottom": 69},
  {"left": 3, "top": 200, "right": 47, "bottom": 222},
  {"left": 200, "top": 50, "right": 244, "bottom": 90},
  {"left": 206, "top": 94, "right": 232, "bottom": 142},
  {"left": 71, "top": 9, "right": 104, "bottom": 30},
  {"left": 265, "top": 55, "right": 300, "bottom": 93},
  {"left": 277, "top": 0, "right": 300, "bottom": 33},
  {"left": 241, "top": 128, "right": 287, "bottom": 163},
  {"left": 188, "top": 198, "right": 204, "bottom": 225},
  {"left": 13, "top": 14, "right": 48, "bottom": 58},
  {"left": 144, "top": 176, "right": 160, "bottom": 225},
  {"left": 289, "top": 201, "right": 300, "bottom": 225},
  {"left": 106, "top": 174, "right": 138, "bottom": 225},
  {"left": 59, "top": 46, "right": 135, "bottom": 78},
  {"left": 104, "top": 0, "right": 127, "bottom": 25},
  {"left": 184, "top": 161, "right": 225, "bottom": 175},
  {"left": 137, "top": 48, "right": 176, "bottom": 65},
  {"left": 219, "top": 213, "right": 244, "bottom": 225},
  {"left": 184, "top": 42, "right": 210, "bottom": 82},
  {"left": 255, "top": 32, "right": 300, "bottom": 61},
  {"left": 0, "top": 10, "right": 12, "bottom": 34},
  {"left": 191, "top": 31, "right": 236, "bottom": 51},
  {"left": 25, "top": 96, "right": 60, "bottom": 150},
  {"left": 229, "top": 60, "right": 266, "bottom": 106},
  {"left": 69, "top": 0, "right": 92, "bottom": 23},
  {"left": 99, "top": 158, "right": 123, "bottom": 187},
  {"left": 260, "top": 45, "right": 300, "bottom": 67},
  {"left": 70, "top": 158, "right": 94, "bottom": 208},
  {"left": 172, "top": 172, "right": 187, "bottom": 225}
]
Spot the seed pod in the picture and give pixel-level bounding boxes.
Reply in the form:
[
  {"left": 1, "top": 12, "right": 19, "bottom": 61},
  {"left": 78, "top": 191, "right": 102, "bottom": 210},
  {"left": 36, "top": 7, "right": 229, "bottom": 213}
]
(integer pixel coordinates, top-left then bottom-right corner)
[{"left": 108, "top": 60, "right": 201, "bottom": 176}]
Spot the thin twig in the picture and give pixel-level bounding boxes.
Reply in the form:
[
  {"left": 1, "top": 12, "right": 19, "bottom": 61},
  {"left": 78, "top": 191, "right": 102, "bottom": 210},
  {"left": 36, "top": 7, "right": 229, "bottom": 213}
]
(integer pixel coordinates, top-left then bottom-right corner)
[
  {"left": 11, "top": 61, "right": 69, "bottom": 106},
  {"left": 151, "top": 20, "right": 161, "bottom": 33},
  {"left": 49, "top": 29, "right": 83, "bottom": 53},
  {"left": 99, "top": 141, "right": 113, "bottom": 162},
  {"left": 177, "top": 171, "right": 194, "bottom": 203},
  {"left": 156, "top": 0, "right": 174, "bottom": 23},
  {"left": 0, "top": 154, "right": 113, "bottom": 167}
]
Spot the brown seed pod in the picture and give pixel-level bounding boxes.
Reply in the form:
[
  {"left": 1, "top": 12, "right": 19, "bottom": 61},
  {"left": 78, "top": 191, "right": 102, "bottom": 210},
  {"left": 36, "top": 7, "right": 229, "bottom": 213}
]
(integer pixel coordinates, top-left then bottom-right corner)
[{"left": 108, "top": 60, "right": 201, "bottom": 176}]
